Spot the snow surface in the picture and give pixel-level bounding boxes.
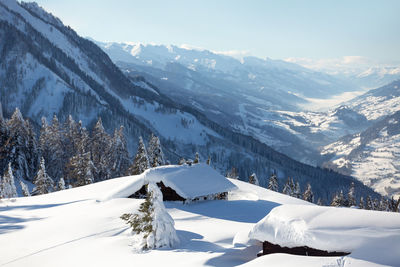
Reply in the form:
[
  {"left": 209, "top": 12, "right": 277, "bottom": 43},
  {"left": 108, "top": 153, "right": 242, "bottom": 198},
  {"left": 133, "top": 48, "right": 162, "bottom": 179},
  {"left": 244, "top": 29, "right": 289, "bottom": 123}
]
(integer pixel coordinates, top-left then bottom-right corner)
[
  {"left": 1, "top": 165, "right": 397, "bottom": 266},
  {"left": 248, "top": 204, "right": 400, "bottom": 266}
]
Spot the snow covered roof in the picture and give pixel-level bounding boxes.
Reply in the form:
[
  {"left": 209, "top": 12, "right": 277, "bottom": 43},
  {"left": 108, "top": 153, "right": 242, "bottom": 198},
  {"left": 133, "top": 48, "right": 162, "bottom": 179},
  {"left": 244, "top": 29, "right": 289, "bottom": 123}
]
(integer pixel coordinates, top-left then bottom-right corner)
[
  {"left": 248, "top": 204, "right": 400, "bottom": 259},
  {"left": 102, "top": 163, "right": 237, "bottom": 201}
]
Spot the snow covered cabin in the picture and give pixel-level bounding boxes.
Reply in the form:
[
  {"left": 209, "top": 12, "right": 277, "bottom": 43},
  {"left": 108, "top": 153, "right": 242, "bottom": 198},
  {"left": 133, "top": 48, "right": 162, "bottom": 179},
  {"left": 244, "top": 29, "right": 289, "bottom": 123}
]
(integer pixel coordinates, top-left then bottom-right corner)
[
  {"left": 104, "top": 164, "right": 237, "bottom": 202},
  {"left": 247, "top": 204, "right": 400, "bottom": 258}
]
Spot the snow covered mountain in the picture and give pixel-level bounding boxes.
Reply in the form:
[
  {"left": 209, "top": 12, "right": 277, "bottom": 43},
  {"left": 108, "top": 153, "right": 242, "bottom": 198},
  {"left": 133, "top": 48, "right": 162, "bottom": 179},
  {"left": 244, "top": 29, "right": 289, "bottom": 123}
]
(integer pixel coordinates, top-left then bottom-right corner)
[
  {"left": 96, "top": 41, "right": 363, "bottom": 163},
  {"left": 0, "top": 0, "right": 379, "bottom": 202},
  {"left": 0, "top": 165, "right": 398, "bottom": 267}
]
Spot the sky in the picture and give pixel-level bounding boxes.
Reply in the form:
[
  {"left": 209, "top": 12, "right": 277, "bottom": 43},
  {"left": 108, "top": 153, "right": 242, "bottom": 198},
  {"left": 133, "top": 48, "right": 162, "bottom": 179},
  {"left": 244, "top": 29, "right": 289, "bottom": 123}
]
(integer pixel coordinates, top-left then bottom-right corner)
[{"left": 34, "top": 0, "right": 400, "bottom": 65}]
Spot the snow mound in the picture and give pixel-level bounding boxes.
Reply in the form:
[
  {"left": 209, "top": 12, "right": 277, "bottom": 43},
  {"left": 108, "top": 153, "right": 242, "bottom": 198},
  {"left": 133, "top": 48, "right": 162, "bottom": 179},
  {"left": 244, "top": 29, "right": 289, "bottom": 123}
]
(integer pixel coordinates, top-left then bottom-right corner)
[
  {"left": 248, "top": 204, "right": 400, "bottom": 266},
  {"left": 103, "top": 164, "right": 237, "bottom": 201}
]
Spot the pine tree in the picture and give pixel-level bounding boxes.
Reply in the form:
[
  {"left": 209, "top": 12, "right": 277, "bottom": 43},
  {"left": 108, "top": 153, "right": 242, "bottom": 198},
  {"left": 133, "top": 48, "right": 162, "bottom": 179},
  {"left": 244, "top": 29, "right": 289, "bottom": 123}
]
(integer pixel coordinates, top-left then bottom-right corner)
[
  {"left": 226, "top": 167, "right": 239, "bottom": 179},
  {"left": 373, "top": 198, "right": 379, "bottom": 211},
  {"left": 379, "top": 197, "right": 389, "bottom": 211},
  {"left": 283, "top": 177, "right": 294, "bottom": 196},
  {"left": 90, "top": 117, "right": 112, "bottom": 182},
  {"left": 127, "top": 137, "right": 150, "bottom": 175},
  {"left": 331, "top": 191, "right": 345, "bottom": 207},
  {"left": 267, "top": 173, "right": 278, "bottom": 192},
  {"left": 365, "top": 195, "right": 373, "bottom": 210},
  {"left": 317, "top": 198, "right": 323, "bottom": 206},
  {"left": 57, "top": 178, "right": 66, "bottom": 191},
  {"left": 193, "top": 152, "right": 199, "bottom": 164},
  {"left": 359, "top": 196, "right": 364, "bottom": 209},
  {"left": 248, "top": 173, "right": 259, "bottom": 186},
  {"left": 206, "top": 156, "right": 211, "bottom": 165},
  {"left": 6, "top": 108, "right": 39, "bottom": 182},
  {"left": 39, "top": 115, "right": 64, "bottom": 181},
  {"left": 110, "top": 126, "right": 130, "bottom": 178},
  {"left": 65, "top": 152, "right": 95, "bottom": 187},
  {"left": 347, "top": 182, "right": 356, "bottom": 207},
  {"left": 32, "top": 158, "right": 54, "bottom": 195},
  {"left": 303, "top": 183, "right": 314, "bottom": 203},
  {"left": 121, "top": 183, "right": 179, "bottom": 249},
  {"left": 178, "top": 158, "right": 186, "bottom": 165},
  {"left": 147, "top": 134, "right": 165, "bottom": 167},
  {"left": 20, "top": 180, "right": 30, "bottom": 197},
  {"left": 1, "top": 163, "right": 17, "bottom": 198},
  {"left": 294, "top": 181, "right": 301, "bottom": 198}
]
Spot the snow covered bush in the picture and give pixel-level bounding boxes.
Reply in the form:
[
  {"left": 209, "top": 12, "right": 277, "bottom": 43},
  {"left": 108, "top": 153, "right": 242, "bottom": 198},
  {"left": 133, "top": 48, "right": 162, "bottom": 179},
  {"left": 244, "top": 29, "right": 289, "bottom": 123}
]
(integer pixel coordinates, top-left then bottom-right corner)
[{"left": 121, "top": 183, "right": 179, "bottom": 250}]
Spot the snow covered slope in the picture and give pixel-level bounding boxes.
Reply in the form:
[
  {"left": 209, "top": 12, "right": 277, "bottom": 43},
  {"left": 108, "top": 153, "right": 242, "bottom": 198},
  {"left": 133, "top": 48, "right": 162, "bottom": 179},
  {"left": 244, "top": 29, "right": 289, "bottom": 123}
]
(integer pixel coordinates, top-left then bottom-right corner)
[
  {"left": 0, "top": 165, "right": 396, "bottom": 267},
  {"left": 322, "top": 110, "right": 400, "bottom": 198}
]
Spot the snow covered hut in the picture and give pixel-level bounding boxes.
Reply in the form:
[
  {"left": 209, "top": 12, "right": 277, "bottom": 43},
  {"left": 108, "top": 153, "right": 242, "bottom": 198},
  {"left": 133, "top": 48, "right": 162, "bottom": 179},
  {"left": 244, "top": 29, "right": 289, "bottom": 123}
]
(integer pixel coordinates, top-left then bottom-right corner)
[
  {"left": 248, "top": 204, "right": 400, "bottom": 258},
  {"left": 103, "top": 164, "right": 237, "bottom": 202}
]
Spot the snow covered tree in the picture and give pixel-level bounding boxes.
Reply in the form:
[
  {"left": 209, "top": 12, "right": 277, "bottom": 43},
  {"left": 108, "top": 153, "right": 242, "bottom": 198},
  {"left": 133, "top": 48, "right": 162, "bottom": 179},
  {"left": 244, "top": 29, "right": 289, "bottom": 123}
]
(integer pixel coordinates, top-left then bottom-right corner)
[
  {"left": 39, "top": 115, "right": 64, "bottom": 181},
  {"left": 359, "top": 196, "right": 364, "bottom": 209},
  {"left": 121, "top": 183, "right": 179, "bottom": 250},
  {"left": 282, "top": 177, "right": 295, "bottom": 196},
  {"left": 206, "top": 156, "right": 211, "bottom": 165},
  {"left": 379, "top": 197, "right": 389, "bottom": 211},
  {"left": 57, "top": 177, "right": 66, "bottom": 191},
  {"left": 147, "top": 134, "right": 165, "bottom": 167},
  {"left": 32, "top": 158, "right": 54, "bottom": 195},
  {"left": 127, "top": 136, "right": 150, "bottom": 175},
  {"left": 331, "top": 191, "right": 345, "bottom": 207},
  {"left": 347, "top": 182, "right": 356, "bottom": 207},
  {"left": 90, "top": 117, "right": 112, "bottom": 182},
  {"left": 178, "top": 158, "right": 186, "bottom": 165},
  {"left": 317, "top": 198, "right": 324, "bottom": 206},
  {"left": 267, "top": 173, "right": 278, "bottom": 192},
  {"left": 65, "top": 152, "right": 95, "bottom": 187},
  {"left": 1, "top": 163, "right": 17, "bottom": 198},
  {"left": 226, "top": 167, "right": 239, "bottom": 179},
  {"left": 20, "top": 180, "right": 30, "bottom": 197},
  {"left": 365, "top": 195, "right": 373, "bottom": 210},
  {"left": 294, "top": 181, "right": 301, "bottom": 198},
  {"left": 248, "top": 173, "right": 259, "bottom": 186},
  {"left": 109, "top": 126, "right": 130, "bottom": 178},
  {"left": 6, "top": 108, "right": 39, "bottom": 182},
  {"left": 303, "top": 183, "right": 314, "bottom": 203},
  {"left": 373, "top": 198, "right": 379, "bottom": 211},
  {"left": 193, "top": 152, "right": 199, "bottom": 164}
]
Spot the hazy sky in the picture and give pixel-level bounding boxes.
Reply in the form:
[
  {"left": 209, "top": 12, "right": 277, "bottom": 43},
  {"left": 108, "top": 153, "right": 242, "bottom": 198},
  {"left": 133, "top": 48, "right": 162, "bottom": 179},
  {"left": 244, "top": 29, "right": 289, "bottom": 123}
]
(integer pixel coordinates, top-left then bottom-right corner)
[{"left": 34, "top": 0, "right": 400, "bottom": 63}]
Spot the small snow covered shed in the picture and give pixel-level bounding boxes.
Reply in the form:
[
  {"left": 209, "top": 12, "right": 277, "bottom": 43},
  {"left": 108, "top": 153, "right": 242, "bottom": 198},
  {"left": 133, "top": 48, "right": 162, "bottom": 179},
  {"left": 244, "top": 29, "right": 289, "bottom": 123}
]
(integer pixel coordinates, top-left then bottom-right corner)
[
  {"left": 248, "top": 204, "right": 400, "bottom": 258},
  {"left": 104, "top": 164, "right": 237, "bottom": 202}
]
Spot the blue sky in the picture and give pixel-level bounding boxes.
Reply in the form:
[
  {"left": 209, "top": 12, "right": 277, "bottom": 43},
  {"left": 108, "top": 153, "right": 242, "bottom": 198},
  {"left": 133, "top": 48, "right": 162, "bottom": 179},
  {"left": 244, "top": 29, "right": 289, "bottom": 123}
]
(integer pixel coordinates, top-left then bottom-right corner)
[{"left": 34, "top": 0, "right": 400, "bottom": 63}]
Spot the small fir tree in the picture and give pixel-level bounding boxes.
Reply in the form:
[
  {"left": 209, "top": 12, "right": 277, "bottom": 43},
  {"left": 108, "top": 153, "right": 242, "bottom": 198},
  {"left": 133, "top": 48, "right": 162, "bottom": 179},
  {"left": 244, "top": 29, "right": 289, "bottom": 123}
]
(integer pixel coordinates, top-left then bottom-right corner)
[
  {"left": 331, "top": 191, "right": 345, "bottom": 207},
  {"left": 267, "top": 173, "right": 278, "bottom": 192},
  {"left": 347, "top": 182, "right": 356, "bottom": 207},
  {"left": 147, "top": 134, "right": 165, "bottom": 167},
  {"left": 206, "top": 156, "right": 211, "bottom": 165},
  {"left": 178, "top": 158, "right": 186, "bottom": 165},
  {"left": 317, "top": 198, "right": 323, "bottom": 206},
  {"left": 282, "top": 177, "right": 294, "bottom": 196},
  {"left": 294, "top": 181, "right": 301, "bottom": 198},
  {"left": 32, "top": 158, "right": 54, "bottom": 195},
  {"left": 127, "top": 137, "right": 150, "bottom": 175},
  {"left": 359, "top": 196, "right": 364, "bottom": 209},
  {"left": 226, "top": 167, "right": 239, "bottom": 180},
  {"left": 366, "top": 195, "right": 373, "bottom": 210},
  {"left": 193, "top": 152, "right": 200, "bottom": 164},
  {"left": 20, "top": 180, "right": 30, "bottom": 197},
  {"left": 57, "top": 177, "right": 66, "bottom": 191},
  {"left": 302, "top": 183, "right": 314, "bottom": 203},
  {"left": 1, "top": 163, "right": 18, "bottom": 198},
  {"left": 121, "top": 183, "right": 179, "bottom": 250},
  {"left": 248, "top": 173, "right": 259, "bottom": 186}
]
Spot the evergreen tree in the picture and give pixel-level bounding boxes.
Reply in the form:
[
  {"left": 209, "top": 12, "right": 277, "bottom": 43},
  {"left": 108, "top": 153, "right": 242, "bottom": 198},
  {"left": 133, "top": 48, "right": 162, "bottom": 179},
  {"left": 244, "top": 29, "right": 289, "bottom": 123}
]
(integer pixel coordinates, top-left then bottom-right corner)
[
  {"left": 206, "top": 156, "right": 211, "bottom": 165},
  {"left": 65, "top": 152, "right": 95, "bottom": 187},
  {"left": 373, "top": 198, "right": 379, "bottom": 211},
  {"left": 57, "top": 178, "right": 66, "bottom": 191},
  {"left": 110, "top": 126, "right": 130, "bottom": 178},
  {"left": 20, "top": 180, "right": 30, "bottom": 197},
  {"left": 147, "top": 134, "right": 165, "bottom": 167},
  {"left": 6, "top": 108, "right": 39, "bottom": 181},
  {"left": 248, "top": 173, "right": 259, "bottom": 186},
  {"left": 359, "top": 196, "right": 364, "bottom": 209},
  {"left": 226, "top": 167, "right": 239, "bottom": 179},
  {"left": 282, "top": 177, "right": 294, "bottom": 196},
  {"left": 294, "top": 181, "right": 301, "bottom": 198},
  {"left": 121, "top": 183, "right": 179, "bottom": 249},
  {"left": 379, "top": 197, "right": 389, "bottom": 211},
  {"left": 178, "top": 158, "right": 186, "bottom": 165},
  {"left": 1, "top": 163, "right": 17, "bottom": 198},
  {"left": 331, "top": 191, "right": 345, "bottom": 207},
  {"left": 193, "top": 152, "right": 199, "bottom": 164},
  {"left": 127, "top": 137, "right": 150, "bottom": 175},
  {"left": 317, "top": 198, "right": 323, "bottom": 206},
  {"left": 347, "top": 182, "right": 356, "bottom": 207},
  {"left": 303, "top": 183, "right": 314, "bottom": 203},
  {"left": 365, "top": 195, "right": 373, "bottom": 210},
  {"left": 32, "top": 158, "right": 54, "bottom": 195},
  {"left": 267, "top": 173, "right": 278, "bottom": 192},
  {"left": 90, "top": 117, "right": 112, "bottom": 182}
]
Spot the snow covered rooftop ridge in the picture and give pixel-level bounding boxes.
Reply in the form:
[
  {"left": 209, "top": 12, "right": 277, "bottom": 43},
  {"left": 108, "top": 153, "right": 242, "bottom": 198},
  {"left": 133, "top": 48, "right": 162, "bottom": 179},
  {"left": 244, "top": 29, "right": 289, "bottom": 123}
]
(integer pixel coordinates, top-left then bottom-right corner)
[
  {"left": 102, "top": 163, "right": 237, "bottom": 201},
  {"left": 248, "top": 204, "right": 400, "bottom": 266}
]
